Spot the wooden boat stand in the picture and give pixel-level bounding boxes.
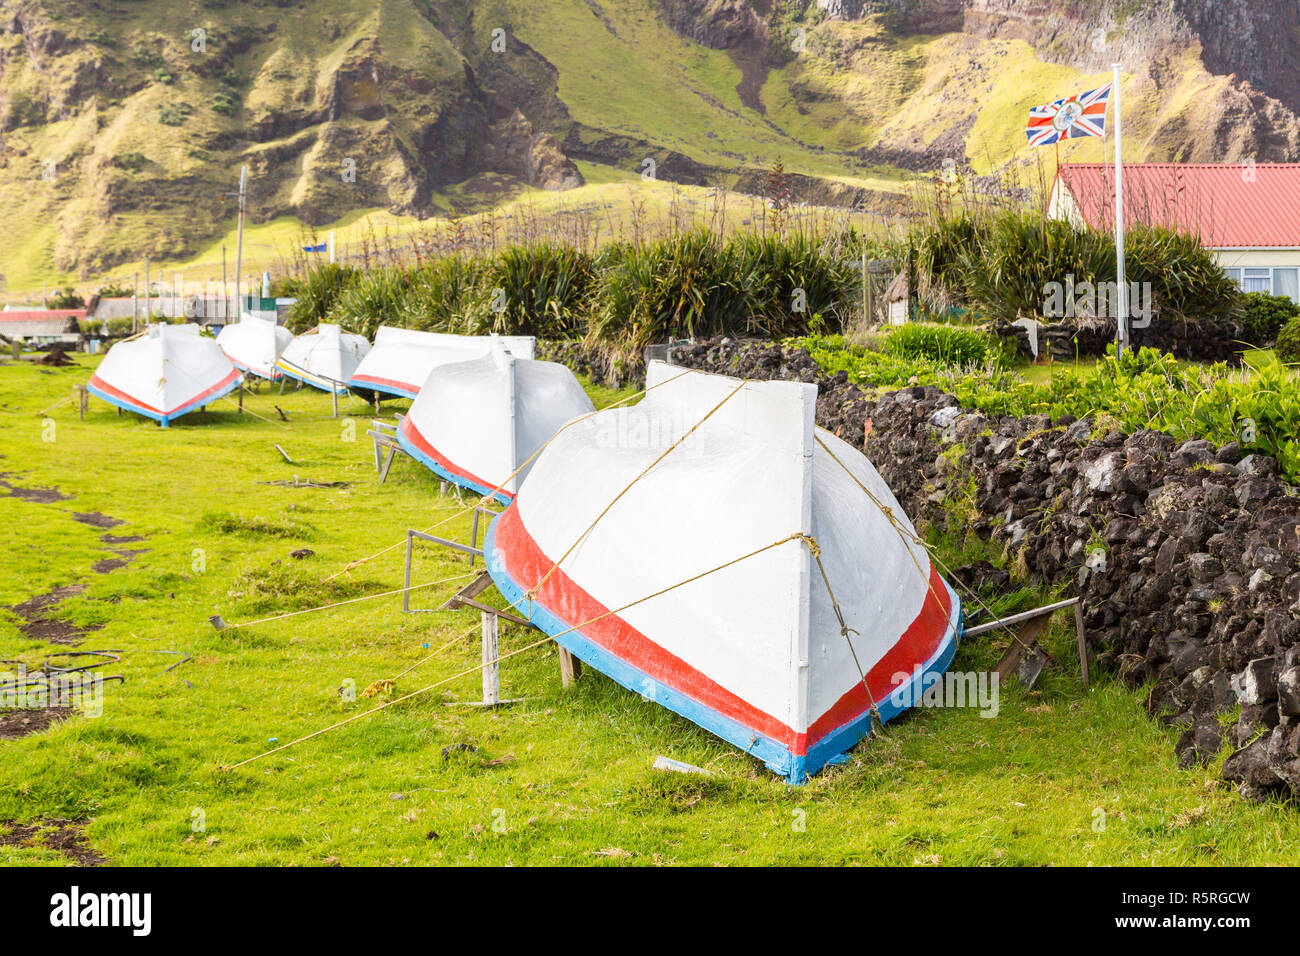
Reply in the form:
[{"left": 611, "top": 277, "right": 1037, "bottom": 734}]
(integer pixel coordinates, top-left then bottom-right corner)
[
  {"left": 963, "top": 596, "right": 1089, "bottom": 690},
  {"left": 404, "top": 508, "right": 584, "bottom": 703},
  {"left": 367, "top": 415, "right": 409, "bottom": 484}
]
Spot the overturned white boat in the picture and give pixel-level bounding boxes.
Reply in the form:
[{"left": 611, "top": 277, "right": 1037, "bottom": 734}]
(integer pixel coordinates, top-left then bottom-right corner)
[
  {"left": 216, "top": 313, "right": 294, "bottom": 380},
  {"left": 397, "top": 346, "right": 594, "bottom": 504},
  {"left": 348, "top": 328, "right": 536, "bottom": 399},
  {"left": 87, "top": 324, "right": 242, "bottom": 426},
  {"left": 275, "top": 323, "right": 370, "bottom": 393},
  {"left": 485, "top": 362, "right": 963, "bottom": 781}
]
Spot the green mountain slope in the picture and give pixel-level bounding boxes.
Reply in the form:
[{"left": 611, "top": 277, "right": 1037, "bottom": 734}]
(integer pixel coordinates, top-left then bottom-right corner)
[{"left": 0, "top": 0, "right": 1296, "bottom": 295}]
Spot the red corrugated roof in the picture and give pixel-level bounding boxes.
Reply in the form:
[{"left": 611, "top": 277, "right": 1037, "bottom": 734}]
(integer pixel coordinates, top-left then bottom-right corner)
[
  {"left": 1053, "top": 163, "right": 1300, "bottom": 248},
  {"left": 0, "top": 310, "right": 85, "bottom": 323}
]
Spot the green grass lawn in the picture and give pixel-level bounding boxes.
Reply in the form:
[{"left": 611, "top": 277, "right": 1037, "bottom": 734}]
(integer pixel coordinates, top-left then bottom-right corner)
[{"left": 1, "top": 351, "right": 1297, "bottom": 866}]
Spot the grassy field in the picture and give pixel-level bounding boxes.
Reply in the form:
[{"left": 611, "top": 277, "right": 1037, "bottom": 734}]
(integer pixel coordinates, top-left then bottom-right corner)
[{"left": 2, "top": 352, "right": 1298, "bottom": 866}]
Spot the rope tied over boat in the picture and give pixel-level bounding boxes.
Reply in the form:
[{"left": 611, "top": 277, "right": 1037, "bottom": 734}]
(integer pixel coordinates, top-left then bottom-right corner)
[
  {"left": 798, "top": 532, "right": 883, "bottom": 735},
  {"left": 320, "top": 369, "right": 695, "bottom": 584}
]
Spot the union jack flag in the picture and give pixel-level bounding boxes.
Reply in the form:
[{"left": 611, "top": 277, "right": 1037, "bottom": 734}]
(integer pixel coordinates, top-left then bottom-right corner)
[{"left": 1025, "top": 84, "right": 1112, "bottom": 147}]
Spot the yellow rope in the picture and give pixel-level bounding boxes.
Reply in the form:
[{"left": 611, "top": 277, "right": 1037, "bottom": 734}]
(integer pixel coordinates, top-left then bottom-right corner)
[
  {"left": 228, "top": 569, "right": 480, "bottom": 629},
  {"left": 801, "top": 534, "right": 884, "bottom": 733},
  {"left": 526, "top": 378, "right": 749, "bottom": 600},
  {"left": 318, "top": 369, "right": 695, "bottom": 583},
  {"left": 220, "top": 531, "right": 806, "bottom": 771},
  {"left": 376, "top": 621, "right": 480, "bottom": 690},
  {"left": 814, "top": 431, "right": 1020, "bottom": 645},
  {"left": 35, "top": 393, "right": 77, "bottom": 417}
]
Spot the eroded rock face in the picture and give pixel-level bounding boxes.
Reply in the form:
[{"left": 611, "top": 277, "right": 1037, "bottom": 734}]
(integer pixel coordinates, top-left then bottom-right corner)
[{"left": 541, "top": 335, "right": 1300, "bottom": 803}]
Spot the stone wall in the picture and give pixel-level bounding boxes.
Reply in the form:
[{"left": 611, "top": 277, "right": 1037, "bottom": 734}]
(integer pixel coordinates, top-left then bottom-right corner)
[
  {"left": 996, "top": 315, "right": 1249, "bottom": 364},
  {"left": 543, "top": 336, "right": 1300, "bottom": 802}
]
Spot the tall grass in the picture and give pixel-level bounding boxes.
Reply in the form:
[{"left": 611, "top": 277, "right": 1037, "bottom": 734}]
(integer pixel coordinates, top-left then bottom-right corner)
[
  {"left": 588, "top": 229, "right": 858, "bottom": 357},
  {"left": 328, "top": 266, "right": 414, "bottom": 339},
  {"left": 912, "top": 209, "right": 1239, "bottom": 324},
  {"left": 280, "top": 200, "right": 1245, "bottom": 357},
  {"left": 285, "top": 263, "right": 358, "bottom": 333},
  {"left": 472, "top": 242, "right": 594, "bottom": 339}
]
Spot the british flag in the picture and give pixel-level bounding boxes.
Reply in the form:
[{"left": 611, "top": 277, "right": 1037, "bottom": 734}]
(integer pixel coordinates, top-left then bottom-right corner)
[{"left": 1025, "top": 84, "right": 1112, "bottom": 147}]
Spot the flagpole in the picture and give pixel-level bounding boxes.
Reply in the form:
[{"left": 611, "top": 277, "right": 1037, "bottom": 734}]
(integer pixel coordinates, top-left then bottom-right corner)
[{"left": 1112, "top": 63, "right": 1128, "bottom": 359}]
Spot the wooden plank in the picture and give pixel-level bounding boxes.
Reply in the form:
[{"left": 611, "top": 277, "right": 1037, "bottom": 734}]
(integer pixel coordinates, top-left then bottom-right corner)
[
  {"left": 454, "top": 596, "right": 530, "bottom": 627},
  {"left": 438, "top": 572, "right": 495, "bottom": 610},
  {"left": 994, "top": 613, "right": 1052, "bottom": 686},
  {"left": 559, "top": 647, "right": 582, "bottom": 688},
  {"left": 480, "top": 612, "right": 499, "bottom": 706},
  {"left": 1074, "top": 601, "right": 1090, "bottom": 690},
  {"left": 378, "top": 444, "right": 397, "bottom": 484},
  {"left": 964, "top": 597, "right": 1078, "bottom": 637}
]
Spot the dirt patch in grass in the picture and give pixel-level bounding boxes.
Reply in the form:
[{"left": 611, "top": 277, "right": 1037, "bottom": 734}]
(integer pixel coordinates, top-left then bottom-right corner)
[
  {"left": 0, "top": 706, "right": 73, "bottom": 739},
  {"left": 0, "top": 477, "right": 70, "bottom": 503},
  {"left": 18, "top": 620, "right": 102, "bottom": 645},
  {"left": 100, "top": 533, "right": 146, "bottom": 544},
  {"left": 8, "top": 585, "right": 102, "bottom": 645},
  {"left": 93, "top": 549, "right": 148, "bottom": 574},
  {"left": 0, "top": 818, "right": 105, "bottom": 865},
  {"left": 72, "top": 512, "right": 123, "bottom": 529},
  {"left": 10, "top": 585, "right": 84, "bottom": 619}
]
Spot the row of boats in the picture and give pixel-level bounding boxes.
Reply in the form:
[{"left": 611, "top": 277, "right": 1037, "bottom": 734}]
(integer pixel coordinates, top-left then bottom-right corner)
[{"left": 84, "top": 315, "right": 963, "bottom": 780}]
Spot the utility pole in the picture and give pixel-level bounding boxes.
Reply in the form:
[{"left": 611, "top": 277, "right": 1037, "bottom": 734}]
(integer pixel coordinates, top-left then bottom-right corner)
[
  {"left": 234, "top": 165, "right": 248, "bottom": 318},
  {"left": 132, "top": 272, "right": 139, "bottom": 333},
  {"left": 144, "top": 256, "right": 150, "bottom": 325},
  {"left": 222, "top": 243, "right": 228, "bottom": 321}
]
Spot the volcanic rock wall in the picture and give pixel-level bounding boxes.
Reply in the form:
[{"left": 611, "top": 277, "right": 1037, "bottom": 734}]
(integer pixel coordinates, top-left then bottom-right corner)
[
  {"left": 995, "top": 316, "right": 1251, "bottom": 364},
  {"left": 542, "top": 336, "right": 1300, "bottom": 801}
]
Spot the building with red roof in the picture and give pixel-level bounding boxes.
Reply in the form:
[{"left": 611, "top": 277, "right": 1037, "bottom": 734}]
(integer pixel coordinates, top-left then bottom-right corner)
[
  {"left": 1048, "top": 163, "right": 1300, "bottom": 302},
  {"left": 0, "top": 309, "right": 85, "bottom": 345}
]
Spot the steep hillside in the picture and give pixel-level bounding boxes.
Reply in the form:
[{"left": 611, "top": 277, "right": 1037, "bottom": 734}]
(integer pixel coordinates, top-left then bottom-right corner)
[{"left": 0, "top": 0, "right": 1296, "bottom": 295}]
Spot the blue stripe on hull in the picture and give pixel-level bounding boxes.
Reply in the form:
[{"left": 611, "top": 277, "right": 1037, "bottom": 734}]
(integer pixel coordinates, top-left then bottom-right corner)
[
  {"left": 484, "top": 513, "right": 964, "bottom": 782},
  {"left": 87, "top": 377, "right": 242, "bottom": 426},
  {"left": 396, "top": 429, "right": 512, "bottom": 506}
]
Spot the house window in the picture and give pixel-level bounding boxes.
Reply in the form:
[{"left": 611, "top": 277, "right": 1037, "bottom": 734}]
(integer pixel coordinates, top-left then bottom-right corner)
[
  {"left": 1223, "top": 266, "right": 1300, "bottom": 302},
  {"left": 1277, "top": 268, "right": 1299, "bottom": 302}
]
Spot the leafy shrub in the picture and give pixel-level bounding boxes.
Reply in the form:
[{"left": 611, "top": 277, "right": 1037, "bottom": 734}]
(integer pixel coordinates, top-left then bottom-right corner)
[
  {"left": 1241, "top": 292, "right": 1300, "bottom": 347},
  {"left": 158, "top": 101, "right": 192, "bottom": 125},
  {"left": 327, "top": 266, "right": 413, "bottom": 339},
  {"left": 1277, "top": 316, "right": 1300, "bottom": 364},
  {"left": 957, "top": 212, "right": 1113, "bottom": 322},
  {"left": 211, "top": 91, "right": 238, "bottom": 116},
  {"left": 732, "top": 231, "right": 857, "bottom": 332},
  {"left": 884, "top": 323, "right": 995, "bottom": 367},
  {"left": 48, "top": 286, "right": 84, "bottom": 309},
  {"left": 115, "top": 152, "right": 148, "bottom": 172},
  {"left": 470, "top": 242, "right": 593, "bottom": 339},
  {"left": 589, "top": 230, "right": 852, "bottom": 357},
  {"left": 590, "top": 231, "right": 750, "bottom": 355},
  {"left": 401, "top": 255, "right": 484, "bottom": 332},
  {"left": 1125, "top": 226, "right": 1240, "bottom": 320},
  {"left": 916, "top": 211, "right": 1240, "bottom": 324},
  {"left": 286, "top": 263, "right": 358, "bottom": 333}
]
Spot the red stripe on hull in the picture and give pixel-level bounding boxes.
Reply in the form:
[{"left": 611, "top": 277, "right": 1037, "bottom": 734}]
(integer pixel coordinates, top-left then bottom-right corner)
[
  {"left": 493, "top": 504, "right": 953, "bottom": 755},
  {"left": 89, "top": 368, "right": 240, "bottom": 416},
  {"left": 398, "top": 415, "right": 513, "bottom": 500},
  {"left": 352, "top": 373, "right": 418, "bottom": 394}
]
